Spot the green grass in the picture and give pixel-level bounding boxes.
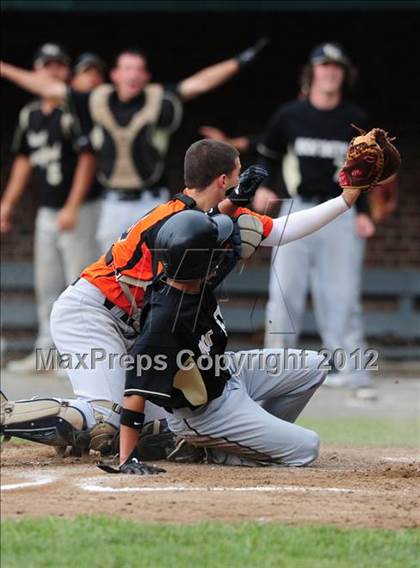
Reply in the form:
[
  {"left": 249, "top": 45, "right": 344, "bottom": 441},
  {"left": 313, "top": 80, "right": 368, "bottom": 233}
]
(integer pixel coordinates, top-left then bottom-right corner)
[
  {"left": 298, "top": 417, "right": 420, "bottom": 447},
  {"left": 1, "top": 517, "right": 419, "bottom": 568}
]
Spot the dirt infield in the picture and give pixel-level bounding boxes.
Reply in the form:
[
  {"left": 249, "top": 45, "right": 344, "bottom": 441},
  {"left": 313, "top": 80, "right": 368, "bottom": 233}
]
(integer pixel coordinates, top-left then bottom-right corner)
[{"left": 1, "top": 443, "right": 419, "bottom": 529}]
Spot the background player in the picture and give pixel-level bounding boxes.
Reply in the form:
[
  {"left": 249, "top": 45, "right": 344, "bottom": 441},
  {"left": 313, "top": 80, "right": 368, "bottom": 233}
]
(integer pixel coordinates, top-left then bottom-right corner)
[
  {"left": 256, "top": 43, "right": 376, "bottom": 393},
  {"left": 1, "top": 39, "right": 268, "bottom": 251},
  {"left": 71, "top": 52, "right": 106, "bottom": 92},
  {"left": 202, "top": 43, "right": 377, "bottom": 394},
  {"left": 0, "top": 43, "right": 101, "bottom": 372}
]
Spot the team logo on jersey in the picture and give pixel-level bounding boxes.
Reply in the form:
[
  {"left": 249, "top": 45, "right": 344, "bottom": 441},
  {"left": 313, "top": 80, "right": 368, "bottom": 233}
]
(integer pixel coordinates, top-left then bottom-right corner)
[
  {"left": 28, "top": 140, "right": 63, "bottom": 185},
  {"left": 294, "top": 137, "right": 348, "bottom": 166},
  {"left": 27, "top": 130, "right": 48, "bottom": 148},
  {"left": 198, "top": 330, "right": 214, "bottom": 355}
]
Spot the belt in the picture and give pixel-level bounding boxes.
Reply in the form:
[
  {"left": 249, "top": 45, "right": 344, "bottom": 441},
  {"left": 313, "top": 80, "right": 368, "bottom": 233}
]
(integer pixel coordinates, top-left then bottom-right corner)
[
  {"left": 71, "top": 277, "right": 138, "bottom": 331},
  {"left": 103, "top": 297, "right": 133, "bottom": 326},
  {"left": 106, "top": 188, "right": 163, "bottom": 201},
  {"left": 91, "top": 399, "right": 122, "bottom": 414},
  {"left": 103, "top": 297, "right": 140, "bottom": 332}
]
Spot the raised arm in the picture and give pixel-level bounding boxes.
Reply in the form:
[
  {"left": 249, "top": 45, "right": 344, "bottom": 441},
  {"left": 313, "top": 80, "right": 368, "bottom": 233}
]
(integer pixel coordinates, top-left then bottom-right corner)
[
  {"left": 1, "top": 61, "right": 66, "bottom": 101},
  {"left": 178, "top": 58, "right": 238, "bottom": 102},
  {"left": 178, "top": 38, "right": 268, "bottom": 102}
]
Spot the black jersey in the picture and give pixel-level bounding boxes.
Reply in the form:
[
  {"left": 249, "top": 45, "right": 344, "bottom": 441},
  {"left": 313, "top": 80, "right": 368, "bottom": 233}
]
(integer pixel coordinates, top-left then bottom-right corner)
[
  {"left": 258, "top": 98, "right": 369, "bottom": 212},
  {"left": 12, "top": 100, "right": 101, "bottom": 209},
  {"left": 125, "top": 278, "right": 230, "bottom": 410},
  {"left": 68, "top": 84, "right": 183, "bottom": 191}
]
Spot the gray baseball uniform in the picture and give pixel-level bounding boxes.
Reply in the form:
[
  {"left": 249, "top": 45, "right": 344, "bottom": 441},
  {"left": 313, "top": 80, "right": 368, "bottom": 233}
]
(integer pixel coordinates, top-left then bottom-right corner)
[{"left": 125, "top": 277, "right": 326, "bottom": 466}]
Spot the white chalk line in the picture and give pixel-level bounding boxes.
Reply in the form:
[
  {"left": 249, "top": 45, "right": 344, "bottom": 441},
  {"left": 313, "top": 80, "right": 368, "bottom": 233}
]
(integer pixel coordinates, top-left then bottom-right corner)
[
  {"left": 75, "top": 479, "right": 387, "bottom": 496},
  {"left": 2, "top": 458, "right": 418, "bottom": 495},
  {"left": 1, "top": 474, "right": 56, "bottom": 492},
  {"left": 3, "top": 474, "right": 373, "bottom": 496},
  {"left": 381, "top": 457, "right": 420, "bottom": 463}
]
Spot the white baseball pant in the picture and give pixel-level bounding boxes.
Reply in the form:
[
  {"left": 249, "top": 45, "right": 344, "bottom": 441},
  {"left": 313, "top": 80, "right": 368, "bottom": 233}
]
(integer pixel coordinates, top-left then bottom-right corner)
[
  {"left": 167, "top": 348, "right": 326, "bottom": 466},
  {"left": 50, "top": 278, "right": 165, "bottom": 427},
  {"left": 96, "top": 188, "right": 169, "bottom": 253},
  {"left": 264, "top": 197, "right": 372, "bottom": 387},
  {"left": 34, "top": 200, "right": 101, "bottom": 350}
]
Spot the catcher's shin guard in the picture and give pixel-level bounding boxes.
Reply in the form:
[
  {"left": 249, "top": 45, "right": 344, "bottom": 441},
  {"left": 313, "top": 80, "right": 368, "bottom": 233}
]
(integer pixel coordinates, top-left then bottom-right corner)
[
  {"left": 1, "top": 391, "right": 12, "bottom": 447},
  {"left": 1, "top": 397, "right": 88, "bottom": 449},
  {"left": 1, "top": 396, "right": 119, "bottom": 456}
]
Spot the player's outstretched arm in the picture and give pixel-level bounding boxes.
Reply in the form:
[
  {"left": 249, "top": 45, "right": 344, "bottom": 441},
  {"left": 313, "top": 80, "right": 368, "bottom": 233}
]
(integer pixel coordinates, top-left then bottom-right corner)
[
  {"left": 261, "top": 126, "right": 401, "bottom": 247},
  {"left": 178, "top": 37, "right": 268, "bottom": 101},
  {"left": 261, "top": 191, "right": 360, "bottom": 248},
  {"left": 0, "top": 61, "right": 66, "bottom": 101}
]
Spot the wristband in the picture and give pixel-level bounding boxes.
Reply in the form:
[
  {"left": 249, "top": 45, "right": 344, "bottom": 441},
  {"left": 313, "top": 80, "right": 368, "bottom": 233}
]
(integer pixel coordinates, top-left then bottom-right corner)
[{"left": 120, "top": 409, "right": 145, "bottom": 431}]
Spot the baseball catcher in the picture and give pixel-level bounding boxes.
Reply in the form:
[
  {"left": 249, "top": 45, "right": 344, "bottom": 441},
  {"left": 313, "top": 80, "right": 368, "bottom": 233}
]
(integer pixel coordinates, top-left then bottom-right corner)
[{"left": 1, "top": 140, "right": 269, "bottom": 459}]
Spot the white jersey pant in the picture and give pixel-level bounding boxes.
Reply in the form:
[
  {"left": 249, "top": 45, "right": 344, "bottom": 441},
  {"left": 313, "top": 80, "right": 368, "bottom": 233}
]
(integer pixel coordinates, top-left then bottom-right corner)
[
  {"left": 35, "top": 200, "right": 101, "bottom": 350},
  {"left": 167, "top": 349, "right": 326, "bottom": 466},
  {"left": 96, "top": 188, "right": 169, "bottom": 253},
  {"left": 50, "top": 278, "right": 165, "bottom": 428},
  {"left": 264, "top": 197, "right": 371, "bottom": 387}
]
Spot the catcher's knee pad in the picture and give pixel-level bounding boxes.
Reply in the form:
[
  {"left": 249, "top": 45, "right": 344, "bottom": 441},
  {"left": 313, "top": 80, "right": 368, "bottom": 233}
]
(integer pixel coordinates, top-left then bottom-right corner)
[
  {"left": 1, "top": 398, "right": 86, "bottom": 447},
  {"left": 88, "top": 422, "right": 118, "bottom": 455},
  {"left": 237, "top": 214, "right": 264, "bottom": 259}
]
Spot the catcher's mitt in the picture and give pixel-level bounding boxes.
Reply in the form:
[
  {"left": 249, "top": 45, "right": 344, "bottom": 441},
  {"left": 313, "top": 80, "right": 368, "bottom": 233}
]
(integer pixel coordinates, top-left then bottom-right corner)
[{"left": 339, "top": 125, "right": 401, "bottom": 191}]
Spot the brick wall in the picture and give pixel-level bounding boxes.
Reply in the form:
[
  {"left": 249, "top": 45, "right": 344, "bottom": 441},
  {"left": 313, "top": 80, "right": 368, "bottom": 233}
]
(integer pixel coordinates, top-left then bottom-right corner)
[{"left": 365, "top": 143, "right": 420, "bottom": 268}]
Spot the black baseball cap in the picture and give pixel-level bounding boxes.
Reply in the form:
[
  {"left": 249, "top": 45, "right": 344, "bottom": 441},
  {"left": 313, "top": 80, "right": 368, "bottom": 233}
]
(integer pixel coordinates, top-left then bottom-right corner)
[
  {"left": 309, "top": 42, "right": 351, "bottom": 68},
  {"left": 33, "top": 43, "right": 71, "bottom": 68},
  {"left": 74, "top": 52, "right": 106, "bottom": 75}
]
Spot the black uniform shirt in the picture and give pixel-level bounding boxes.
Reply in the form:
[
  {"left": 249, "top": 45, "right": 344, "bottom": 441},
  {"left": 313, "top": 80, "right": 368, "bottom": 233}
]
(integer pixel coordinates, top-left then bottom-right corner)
[
  {"left": 258, "top": 98, "right": 369, "bottom": 212},
  {"left": 12, "top": 100, "right": 101, "bottom": 209},
  {"left": 68, "top": 84, "right": 183, "bottom": 190},
  {"left": 125, "top": 278, "right": 230, "bottom": 409}
]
